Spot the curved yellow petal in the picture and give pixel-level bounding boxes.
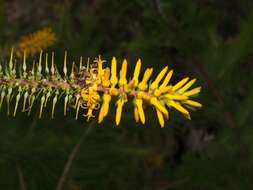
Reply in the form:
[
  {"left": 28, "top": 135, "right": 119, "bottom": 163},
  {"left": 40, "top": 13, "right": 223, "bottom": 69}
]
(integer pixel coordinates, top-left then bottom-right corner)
[
  {"left": 115, "top": 98, "right": 127, "bottom": 126},
  {"left": 156, "top": 109, "right": 165, "bottom": 128},
  {"left": 172, "top": 77, "right": 189, "bottom": 91},
  {"left": 134, "top": 106, "right": 139, "bottom": 122},
  {"left": 183, "top": 87, "right": 201, "bottom": 97},
  {"left": 150, "top": 66, "right": 168, "bottom": 90},
  {"left": 135, "top": 99, "right": 145, "bottom": 124},
  {"left": 167, "top": 100, "right": 189, "bottom": 115},
  {"left": 150, "top": 97, "right": 168, "bottom": 117},
  {"left": 119, "top": 59, "right": 128, "bottom": 86},
  {"left": 159, "top": 70, "right": 173, "bottom": 89},
  {"left": 165, "top": 94, "right": 188, "bottom": 100},
  {"left": 110, "top": 57, "right": 118, "bottom": 86},
  {"left": 133, "top": 59, "right": 142, "bottom": 86},
  {"left": 138, "top": 68, "right": 153, "bottom": 90},
  {"left": 178, "top": 78, "right": 196, "bottom": 93},
  {"left": 183, "top": 100, "right": 202, "bottom": 108}
]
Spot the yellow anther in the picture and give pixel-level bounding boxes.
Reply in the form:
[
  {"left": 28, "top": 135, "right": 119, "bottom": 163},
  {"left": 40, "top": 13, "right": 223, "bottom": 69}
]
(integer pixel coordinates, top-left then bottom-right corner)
[
  {"left": 119, "top": 59, "right": 128, "bottom": 86},
  {"left": 110, "top": 57, "right": 118, "bottom": 86},
  {"left": 138, "top": 68, "right": 153, "bottom": 91},
  {"left": 150, "top": 66, "right": 168, "bottom": 90}
]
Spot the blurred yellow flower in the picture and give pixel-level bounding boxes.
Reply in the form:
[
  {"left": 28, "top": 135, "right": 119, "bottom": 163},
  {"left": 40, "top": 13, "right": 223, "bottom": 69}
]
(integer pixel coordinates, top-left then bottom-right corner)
[{"left": 16, "top": 27, "right": 56, "bottom": 57}]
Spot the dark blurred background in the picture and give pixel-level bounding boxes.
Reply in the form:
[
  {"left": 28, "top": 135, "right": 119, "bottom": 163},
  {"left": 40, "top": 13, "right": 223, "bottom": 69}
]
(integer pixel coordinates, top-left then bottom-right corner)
[{"left": 0, "top": 0, "right": 253, "bottom": 189}]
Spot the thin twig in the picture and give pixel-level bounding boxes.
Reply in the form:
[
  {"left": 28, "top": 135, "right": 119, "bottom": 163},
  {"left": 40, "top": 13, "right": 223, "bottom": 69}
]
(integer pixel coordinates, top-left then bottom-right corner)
[
  {"left": 55, "top": 121, "right": 94, "bottom": 190},
  {"left": 16, "top": 161, "right": 27, "bottom": 190}
]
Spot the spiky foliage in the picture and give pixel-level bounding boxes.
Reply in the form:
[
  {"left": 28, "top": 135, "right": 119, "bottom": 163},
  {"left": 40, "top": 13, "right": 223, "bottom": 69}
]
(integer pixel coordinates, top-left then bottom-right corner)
[{"left": 0, "top": 50, "right": 201, "bottom": 127}]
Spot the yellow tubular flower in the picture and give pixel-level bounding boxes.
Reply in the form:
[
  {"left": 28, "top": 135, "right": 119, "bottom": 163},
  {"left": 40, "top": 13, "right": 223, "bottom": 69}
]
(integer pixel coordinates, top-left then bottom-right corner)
[
  {"left": 134, "top": 106, "right": 139, "bottom": 122},
  {"left": 96, "top": 55, "right": 105, "bottom": 76},
  {"left": 132, "top": 59, "right": 142, "bottom": 87},
  {"left": 167, "top": 100, "right": 189, "bottom": 115},
  {"left": 119, "top": 59, "right": 128, "bottom": 86},
  {"left": 156, "top": 109, "right": 165, "bottom": 128},
  {"left": 110, "top": 57, "right": 118, "bottom": 86},
  {"left": 172, "top": 77, "right": 189, "bottom": 91},
  {"left": 183, "top": 100, "right": 202, "bottom": 108},
  {"left": 178, "top": 78, "right": 196, "bottom": 93},
  {"left": 135, "top": 99, "right": 145, "bottom": 124},
  {"left": 98, "top": 94, "right": 111, "bottom": 123},
  {"left": 150, "top": 97, "right": 168, "bottom": 117},
  {"left": 165, "top": 94, "right": 188, "bottom": 100},
  {"left": 102, "top": 67, "right": 111, "bottom": 87},
  {"left": 159, "top": 70, "right": 173, "bottom": 89},
  {"left": 115, "top": 98, "right": 127, "bottom": 126},
  {"left": 183, "top": 87, "right": 201, "bottom": 97},
  {"left": 138, "top": 68, "right": 153, "bottom": 91},
  {"left": 150, "top": 66, "right": 168, "bottom": 90}
]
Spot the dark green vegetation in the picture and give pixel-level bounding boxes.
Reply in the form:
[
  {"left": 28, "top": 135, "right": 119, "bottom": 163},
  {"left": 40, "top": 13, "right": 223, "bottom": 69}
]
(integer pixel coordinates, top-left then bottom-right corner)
[{"left": 0, "top": 0, "right": 253, "bottom": 189}]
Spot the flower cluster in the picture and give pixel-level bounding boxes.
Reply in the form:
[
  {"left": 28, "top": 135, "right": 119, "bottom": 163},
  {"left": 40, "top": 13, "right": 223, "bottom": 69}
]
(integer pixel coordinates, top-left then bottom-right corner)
[
  {"left": 82, "top": 56, "right": 202, "bottom": 127},
  {"left": 0, "top": 51, "right": 201, "bottom": 127},
  {"left": 16, "top": 28, "right": 56, "bottom": 57}
]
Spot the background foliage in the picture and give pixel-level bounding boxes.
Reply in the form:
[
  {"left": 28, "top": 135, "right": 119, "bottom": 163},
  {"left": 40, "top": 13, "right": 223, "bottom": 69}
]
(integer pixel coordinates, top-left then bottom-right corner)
[{"left": 0, "top": 0, "right": 253, "bottom": 189}]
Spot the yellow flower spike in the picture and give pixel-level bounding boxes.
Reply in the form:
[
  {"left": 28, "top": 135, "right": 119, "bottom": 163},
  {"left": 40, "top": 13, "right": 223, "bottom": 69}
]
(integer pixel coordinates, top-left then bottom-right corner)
[
  {"left": 150, "top": 97, "right": 168, "bottom": 117},
  {"left": 138, "top": 68, "right": 153, "bottom": 91},
  {"left": 183, "top": 100, "right": 202, "bottom": 108},
  {"left": 135, "top": 99, "right": 145, "bottom": 124},
  {"left": 167, "top": 100, "right": 189, "bottom": 115},
  {"left": 156, "top": 109, "right": 165, "bottom": 128},
  {"left": 132, "top": 59, "right": 142, "bottom": 87},
  {"left": 172, "top": 77, "right": 189, "bottom": 91},
  {"left": 150, "top": 66, "right": 168, "bottom": 90},
  {"left": 102, "top": 67, "right": 111, "bottom": 87},
  {"left": 159, "top": 70, "right": 173, "bottom": 89},
  {"left": 110, "top": 57, "right": 118, "bottom": 86},
  {"left": 183, "top": 87, "right": 201, "bottom": 97},
  {"left": 119, "top": 59, "right": 128, "bottom": 86},
  {"left": 178, "top": 78, "right": 196, "bottom": 93},
  {"left": 115, "top": 98, "right": 127, "bottom": 126},
  {"left": 134, "top": 106, "right": 139, "bottom": 122}
]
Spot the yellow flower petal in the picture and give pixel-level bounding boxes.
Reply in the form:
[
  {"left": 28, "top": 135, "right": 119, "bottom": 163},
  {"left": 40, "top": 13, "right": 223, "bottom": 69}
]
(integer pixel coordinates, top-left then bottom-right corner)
[
  {"left": 138, "top": 68, "right": 153, "bottom": 90},
  {"left": 110, "top": 57, "right": 118, "bottom": 86},
  {"left": 167, "top": 100, "right": 189, "bottom": 115},
  {"left": 156, "top": 109, "right": 165, "bottom": 128},
  {"left": 102, "top": 67, "right": 111, "bottom": 87},
  {"left": 178, "top": 78, "right": 196, "bottom": 93},
  {"left": 183, "top": 87, "right": 201, "bottom": 97},
  {"left": 172, "top": 77, "right": 189, "bottom": 91},
  {"left": 165, "top": 94, "right": 188, "bottom": 100},
  {"left": 150, "top": 66, "right": 168, "bottom": 90},
  {"left": 115, "top": 98, "right": 127, "bottom": 126},
  {"left": 183, "top": 100, "right": 202, "bottom": 108},
  {"left": 134, "top": 106, "right": 139, "bottom": 122},
  {"left": 135, "top": 99, "right": 145, "bottom": 124},
  {"left": 159, "top": 70, "right": 173, "bottom": 89},
  {"left": 150, "top": 97, "right": 168, "bottom": 117},
  {"left": 133, "top": 59, "right": 142, "bottom": 87},
  {"left": 119, "top": 59, "right": 128, "bottom": 86}
]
